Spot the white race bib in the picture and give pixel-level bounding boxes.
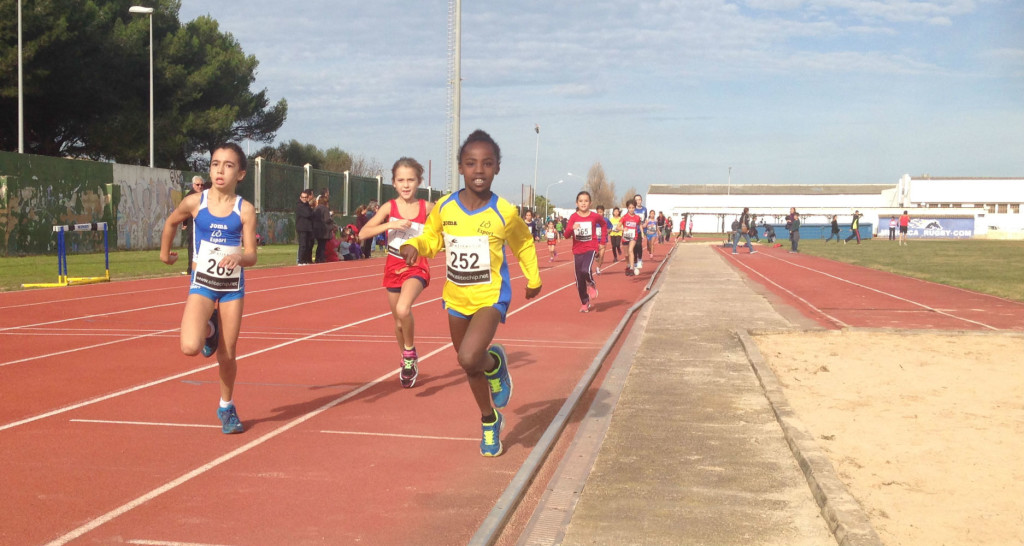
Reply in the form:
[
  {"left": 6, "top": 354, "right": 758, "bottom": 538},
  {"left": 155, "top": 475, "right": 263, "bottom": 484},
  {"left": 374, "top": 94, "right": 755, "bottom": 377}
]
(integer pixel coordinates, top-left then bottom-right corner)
[
  {"left": 574, "top": 222, "right": 593, "bottom": 242},
  {"left": 194, "top": 242, "right": 242, "bottom": 291},
  {"left": 622, "top": 226, "right": 635, "bottom": 241},
  {"left": 387, "top": 219, "right": 424, "bottom": 258},
  {"left": 444, "top": 234, "right": 491, "bottom": 286}
]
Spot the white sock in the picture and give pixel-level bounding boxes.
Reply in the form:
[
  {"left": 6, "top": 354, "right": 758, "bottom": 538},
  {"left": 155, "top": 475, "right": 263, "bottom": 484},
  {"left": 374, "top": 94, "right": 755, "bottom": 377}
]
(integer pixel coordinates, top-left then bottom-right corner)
[{"left": 219, "top": 399, "right": 233, "bottom": 409}]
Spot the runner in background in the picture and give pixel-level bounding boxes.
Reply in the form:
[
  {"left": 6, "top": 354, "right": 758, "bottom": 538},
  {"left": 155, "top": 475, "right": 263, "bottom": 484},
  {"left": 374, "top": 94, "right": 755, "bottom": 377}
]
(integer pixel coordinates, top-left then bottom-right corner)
[
  {"left": 592, "top": 205, "right": 611, "bottom": 275},
  {"left": 644, "top": 210, "right": 659, "bottom": 260},
  {"left": 620, "top": 201, "right": 642, "bottom": 276},
  {"left": 563, "top": 191, "right": 600, "bottom": 312},
  {"left": 632, "top": 194, "right": 647, "bottom": 269},
  {"left": 159, "top": 143, "right": 256, "bottom": 435},
  {"left": 400, "top": 129, "right": 542, "bottom": 457},
  {"left": 608, "top": 207, "right": 623, "bottom": 263},
  {"left": 545, "top": 221, "right": 559, "bottom": 262},
  {"left": 356, "top": 157, "right": 433, "bottom": 388}
]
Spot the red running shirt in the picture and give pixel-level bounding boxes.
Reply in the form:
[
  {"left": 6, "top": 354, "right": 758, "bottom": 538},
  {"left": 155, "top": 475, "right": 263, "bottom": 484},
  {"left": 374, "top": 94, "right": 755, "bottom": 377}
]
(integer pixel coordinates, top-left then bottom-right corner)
[
  {"left": 563, "top": 212, "right": 601, "bottom": 254},
  {"left": 383, "top": 199, "right": 431, "bottom": 289}
]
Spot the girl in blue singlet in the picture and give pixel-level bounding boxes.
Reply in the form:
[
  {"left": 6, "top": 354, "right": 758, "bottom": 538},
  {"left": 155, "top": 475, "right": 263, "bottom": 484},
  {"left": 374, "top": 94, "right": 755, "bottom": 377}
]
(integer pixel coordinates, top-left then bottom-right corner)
[{"left": 160, "top": 143, "right": 257, "bottom": 435}]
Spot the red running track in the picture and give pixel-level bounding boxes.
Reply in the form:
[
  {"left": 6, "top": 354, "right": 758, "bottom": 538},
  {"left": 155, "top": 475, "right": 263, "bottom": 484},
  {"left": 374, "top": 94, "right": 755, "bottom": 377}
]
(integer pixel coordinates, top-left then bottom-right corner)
[
  {"left": 714, "top": 244, "right": 1024, "bottom": 331},
  {"left": 0, "top": 240, "right": 663, "bottom": 545}
]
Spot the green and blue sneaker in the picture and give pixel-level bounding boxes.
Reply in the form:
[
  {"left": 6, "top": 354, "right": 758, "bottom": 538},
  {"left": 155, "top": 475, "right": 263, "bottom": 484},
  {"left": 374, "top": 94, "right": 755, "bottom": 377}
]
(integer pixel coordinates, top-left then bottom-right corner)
[
  {"left": 480, "top": 409, "right": 503, "bottom": 457},
  {"left": 484, "top": 344, "right": 512, "bottom": 408},
  {"left": 217, "top": 404, "right": 244, "bottom": 434},
  {"left": 201, "top": 308, "right": 220, "bottom": 358}
]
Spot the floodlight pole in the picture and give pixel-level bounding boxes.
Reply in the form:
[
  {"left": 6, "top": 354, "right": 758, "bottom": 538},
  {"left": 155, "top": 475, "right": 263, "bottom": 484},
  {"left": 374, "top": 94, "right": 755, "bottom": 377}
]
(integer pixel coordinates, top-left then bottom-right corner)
[
  {"left": 17, "top": 0, "right": 24, "bottom": 153},
  {"left": 545, "top": 179, "right": 564, "bottom": 221},
  {"left": 129, "top": 6, "right": 155, "bottom": 168}
]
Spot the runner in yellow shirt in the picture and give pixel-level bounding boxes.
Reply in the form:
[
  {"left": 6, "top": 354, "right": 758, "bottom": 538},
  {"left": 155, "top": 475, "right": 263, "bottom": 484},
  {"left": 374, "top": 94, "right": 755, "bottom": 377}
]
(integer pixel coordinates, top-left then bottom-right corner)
[{"left": 401, "top": 129, "right": 542, "bottom": 457}]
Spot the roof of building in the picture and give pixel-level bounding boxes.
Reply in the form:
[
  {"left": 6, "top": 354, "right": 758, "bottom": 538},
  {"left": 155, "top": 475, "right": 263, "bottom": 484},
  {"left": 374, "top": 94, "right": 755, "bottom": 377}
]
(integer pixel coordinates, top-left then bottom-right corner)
[{"left": 648, "top": 184, "right": 894, "bottom": 196}]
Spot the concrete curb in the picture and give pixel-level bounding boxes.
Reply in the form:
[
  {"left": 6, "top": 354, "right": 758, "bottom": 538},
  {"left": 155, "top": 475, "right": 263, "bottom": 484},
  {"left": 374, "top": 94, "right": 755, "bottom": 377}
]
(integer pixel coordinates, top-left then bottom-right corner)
[{"left": 738, "top": 330, "right": 884, "bottom": 546}]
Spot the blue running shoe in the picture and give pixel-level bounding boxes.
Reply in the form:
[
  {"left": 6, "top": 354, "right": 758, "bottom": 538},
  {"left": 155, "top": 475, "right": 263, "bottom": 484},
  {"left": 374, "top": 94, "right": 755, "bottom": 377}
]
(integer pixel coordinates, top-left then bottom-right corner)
[
  {"left": 201, "top": 308, "right": 220, "bottom": 358},
  {"left": 485, "top": 344, "right": 512, "bottom": 408},
  {"left": 217, "top": 404, "right": 244, "bottom": 434},
  {"left": 480, "top": 410, "right": 503, "bottom": 457}
]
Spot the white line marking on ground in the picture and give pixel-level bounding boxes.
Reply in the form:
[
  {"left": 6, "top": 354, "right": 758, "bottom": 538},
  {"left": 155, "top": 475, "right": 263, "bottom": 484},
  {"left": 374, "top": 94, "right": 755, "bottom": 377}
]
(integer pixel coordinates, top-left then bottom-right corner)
[
  {"left": 71, "top": 419, "right": 220, "bottom": 429},
  {"left": 725, "top": 254, "right": 849, "bottom": 328},
  {"left": 2, "top": 264, "right": 572, "bottom": 431},
  {"left": 319, "top": 430, "right": 478, "bottom": 442},
  {"left": 759, "top": 252, "right": 1000, "bottom": 330},
  {"left": 126, "top": 538, "right": 235, "bottom": 545},
  {"left": 0, "top": 286, "right": 380, "bottom": 368},
  {"left": 42, "top": 279, "right": 578, "bottom": 544}
]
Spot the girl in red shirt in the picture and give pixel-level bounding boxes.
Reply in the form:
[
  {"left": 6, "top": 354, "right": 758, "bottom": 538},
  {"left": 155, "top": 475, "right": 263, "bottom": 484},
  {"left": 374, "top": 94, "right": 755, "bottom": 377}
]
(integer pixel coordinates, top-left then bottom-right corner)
[
  {"left": 563, "top": 191, "right": 601, "bottom": 312},
  {"left": 357, "top": 157, "right": 433, "bottom": 388},
  {"left": 619, "top": 201, "right": 642, "bottom": 276}
]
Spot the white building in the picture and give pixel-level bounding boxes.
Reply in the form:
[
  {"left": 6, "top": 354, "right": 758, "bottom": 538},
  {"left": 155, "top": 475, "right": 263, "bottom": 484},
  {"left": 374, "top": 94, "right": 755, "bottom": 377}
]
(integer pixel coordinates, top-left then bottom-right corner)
[{"left": 645, "top": 176, "right": 1024, "bottom": 239}]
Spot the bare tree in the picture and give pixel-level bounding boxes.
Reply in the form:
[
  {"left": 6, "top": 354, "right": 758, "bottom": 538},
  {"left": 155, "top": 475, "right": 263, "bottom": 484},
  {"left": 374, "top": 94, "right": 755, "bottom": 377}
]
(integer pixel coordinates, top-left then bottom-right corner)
[
  {"left": 583, "top": 162, "right": 617, "bottom": 209},
  {"left": 351, "top": 153, "right": 385, "bottom": 178},
  {"left": 620, "top": 186, "right": 639, "bottom": 207}
]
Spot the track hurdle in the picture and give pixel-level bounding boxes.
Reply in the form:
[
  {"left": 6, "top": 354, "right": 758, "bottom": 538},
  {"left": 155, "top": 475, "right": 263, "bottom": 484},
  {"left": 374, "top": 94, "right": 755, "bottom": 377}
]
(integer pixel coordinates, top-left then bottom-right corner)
[{"left": 22, "top": 222, "right": 111, "bottom": 288}]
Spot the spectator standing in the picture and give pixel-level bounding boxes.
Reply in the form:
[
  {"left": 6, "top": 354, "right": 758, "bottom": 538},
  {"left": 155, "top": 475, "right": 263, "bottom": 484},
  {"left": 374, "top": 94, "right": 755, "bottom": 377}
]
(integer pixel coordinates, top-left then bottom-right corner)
[
  {"left": 845, "top": 210, "right": 863, "bottom": 245},
  {"left": 899, "top": 210, "right": 910, "bottom": 246},
  {"left": 312, "top": 195, "right": 332, "bottom": 263},
  {"left": 295, "top": 189, "right": 315, "bottom": 264},
  {"left": 788, "top": 212, "right": 801, "bottom": 253},
  {"left": 656, "top": 212, "right": 666, "bottom": 243},
  {"left": 182, "top": 176, "right": 209, "bottom": 275},
  {"left": 732, "top": 207, "right": 756, "bottom": 254},
  {"left": 357, "top": 201, "right": 378, "bottom": 258},
  {"left": 889, "top": 216, "right": 897, "bottom": 241}
]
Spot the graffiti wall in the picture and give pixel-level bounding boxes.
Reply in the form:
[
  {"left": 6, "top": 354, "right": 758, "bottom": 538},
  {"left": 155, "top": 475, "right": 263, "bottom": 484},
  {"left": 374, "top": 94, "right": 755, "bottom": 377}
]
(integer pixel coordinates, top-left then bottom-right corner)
[
  {"left": 112, "top": 165, "right": 186, "bottom": 251},
  {"left": 0, "top": 153, "right": 113, "bottom": 256}
]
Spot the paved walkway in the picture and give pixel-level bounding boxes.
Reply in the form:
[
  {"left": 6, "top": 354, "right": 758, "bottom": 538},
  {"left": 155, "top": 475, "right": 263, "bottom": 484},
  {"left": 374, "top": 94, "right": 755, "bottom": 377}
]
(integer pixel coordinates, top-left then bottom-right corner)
[{"left": 519, "top": 243, "right": 882, "bottom": 546}]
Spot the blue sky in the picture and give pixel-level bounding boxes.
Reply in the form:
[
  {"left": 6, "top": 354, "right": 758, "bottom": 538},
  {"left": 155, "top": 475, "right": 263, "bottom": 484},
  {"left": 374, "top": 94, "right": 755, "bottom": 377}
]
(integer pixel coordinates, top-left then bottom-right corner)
[{"left": 178, "top": 0, "right": 1024, "bottom": 208}]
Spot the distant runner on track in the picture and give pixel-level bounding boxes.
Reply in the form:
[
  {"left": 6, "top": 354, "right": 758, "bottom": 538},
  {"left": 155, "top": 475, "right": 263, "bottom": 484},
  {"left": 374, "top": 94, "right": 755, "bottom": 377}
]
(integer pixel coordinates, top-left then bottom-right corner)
[
  {"left": 159, "top": 143, "right": 256, "bottom": 434},
  {"left": 400, "top": 129, "right": 542, "bottom": 457},
  {"left": 356, "top": 157, "right": 434, "bottom": 388}
]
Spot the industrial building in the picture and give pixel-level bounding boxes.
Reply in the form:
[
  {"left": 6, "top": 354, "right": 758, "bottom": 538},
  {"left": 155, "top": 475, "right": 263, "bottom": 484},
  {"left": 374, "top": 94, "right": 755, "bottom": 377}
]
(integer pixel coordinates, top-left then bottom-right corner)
[{"left": 645, "top": 176, "right": 1024, "bottom": 239}]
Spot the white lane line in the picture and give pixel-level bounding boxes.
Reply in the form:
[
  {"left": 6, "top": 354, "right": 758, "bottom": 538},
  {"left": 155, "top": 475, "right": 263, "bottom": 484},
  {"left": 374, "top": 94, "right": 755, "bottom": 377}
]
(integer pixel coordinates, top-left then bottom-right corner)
[
  {"left": 0, "top": 297, "right": 436, "bottom": 430},
  {"left": 71, "top": 419, "right": 219, "bottom": 429},
  {"left": 725, "top": 254, "right": 849, "bottom": 328},
  {"left": 0, "top": 268, "right": 417, "bottom": 334},
  {"left": 758, "top": 252, "right": 1000, "bottom": 330},
  {"left": 43, "top": 280, "right": 578, "bottom": 545},
  {"left": 3, "top": 264, "right": 572, "bottom": 431},
  {"left": 319, "top": 430, "right": 478, "bottom": 442},
  {"left": 126, "top": 536, "right": 234, "bottom": 540},
  {"left": 0, "top": 260, "right": 394, "bottom": 312},
  {"left": 0, "top": 285, "right": 380, "bottom": 368}
]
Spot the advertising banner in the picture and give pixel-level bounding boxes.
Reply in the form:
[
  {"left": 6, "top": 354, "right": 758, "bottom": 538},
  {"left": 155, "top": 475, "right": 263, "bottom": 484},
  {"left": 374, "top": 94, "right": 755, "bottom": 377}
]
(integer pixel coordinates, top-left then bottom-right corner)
[{"left": 906, "top": 217, "right": 974, "bottom": 239}]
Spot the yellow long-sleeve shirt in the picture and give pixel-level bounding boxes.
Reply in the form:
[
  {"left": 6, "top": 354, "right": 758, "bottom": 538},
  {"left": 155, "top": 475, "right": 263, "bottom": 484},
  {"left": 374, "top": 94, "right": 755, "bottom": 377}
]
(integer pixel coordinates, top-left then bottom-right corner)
[{"left": 405, "top": 191, "right": 541, "bottom": 318}]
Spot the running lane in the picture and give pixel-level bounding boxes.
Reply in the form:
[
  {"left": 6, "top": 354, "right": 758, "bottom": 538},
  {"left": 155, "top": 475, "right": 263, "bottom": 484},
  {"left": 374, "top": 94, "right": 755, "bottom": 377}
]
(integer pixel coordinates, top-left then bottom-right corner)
[
  {"left": 0, "top": 241, "right": 666, "bottom": 545},
  {"left": 717, "top": 245, "right": 1024, "bottom": 331}
]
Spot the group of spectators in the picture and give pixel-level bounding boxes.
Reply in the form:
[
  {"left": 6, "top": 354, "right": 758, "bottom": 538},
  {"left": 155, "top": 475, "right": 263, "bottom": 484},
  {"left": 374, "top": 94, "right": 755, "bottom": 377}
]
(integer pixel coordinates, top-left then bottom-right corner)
[{"left": 295, "top": 189, "right": 371, "bottom": 264}]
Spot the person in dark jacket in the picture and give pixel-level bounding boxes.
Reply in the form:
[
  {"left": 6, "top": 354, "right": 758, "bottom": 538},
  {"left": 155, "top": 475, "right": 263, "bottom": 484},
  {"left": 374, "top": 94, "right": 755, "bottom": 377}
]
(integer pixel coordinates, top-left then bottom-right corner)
[
  {"left": 312, "top": 195, "right": 332, "bottom": 263},
  {"left": 295, "top": 189, "right": 315, "bottom": 264}
]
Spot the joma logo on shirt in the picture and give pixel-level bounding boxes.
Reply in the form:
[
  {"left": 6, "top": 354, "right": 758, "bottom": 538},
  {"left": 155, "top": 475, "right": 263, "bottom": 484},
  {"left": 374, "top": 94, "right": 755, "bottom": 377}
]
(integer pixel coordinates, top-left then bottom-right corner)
[{"left": 443, "top": 220, "right": 458, "bottom": 226}]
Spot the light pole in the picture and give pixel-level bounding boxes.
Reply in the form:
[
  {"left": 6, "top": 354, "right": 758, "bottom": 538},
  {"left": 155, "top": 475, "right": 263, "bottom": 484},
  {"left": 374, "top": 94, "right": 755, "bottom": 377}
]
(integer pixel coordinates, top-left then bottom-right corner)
[
  {"left": 727, "top": 166, "right": 732, "bottom": 196},
  {"left": 531, "top": 124, "right": 540, "bottom": 213},
  {"left": 545, "top": 179, "right": 564, "bottom": 221},
  {"left": 129, "top": 6, "right": 154, "bottom": 168},
  {"left": 17, "top": 0, "right": 23, "bottom": 153}
]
